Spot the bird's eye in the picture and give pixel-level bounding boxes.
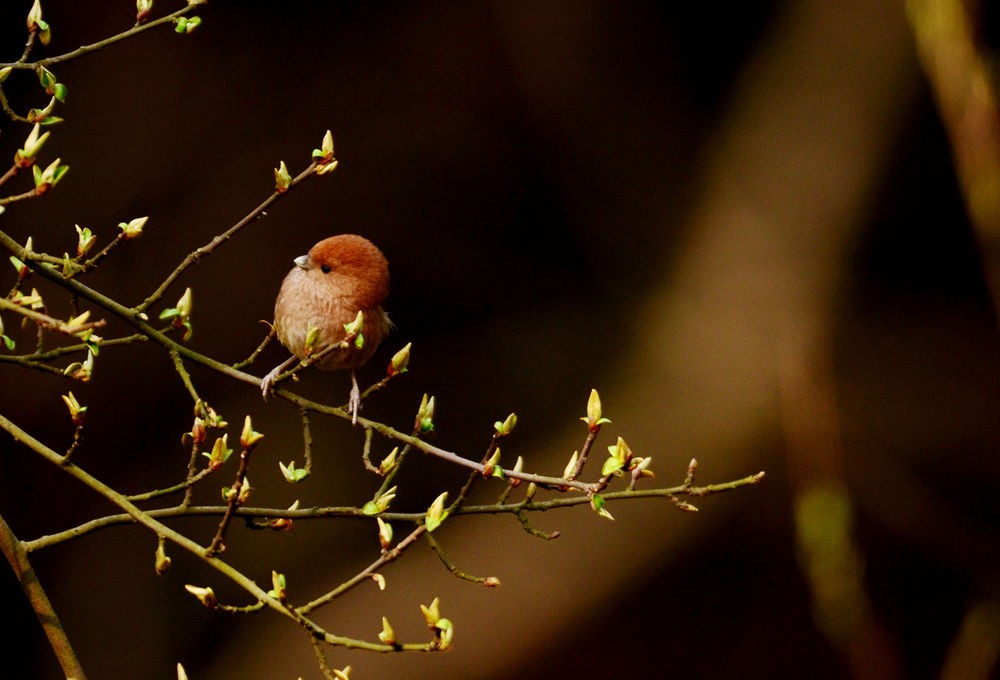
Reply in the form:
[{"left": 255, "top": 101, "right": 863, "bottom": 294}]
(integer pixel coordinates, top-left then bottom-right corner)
[{"left": 320, "top": 264, "right": 332, "bottom": 274}]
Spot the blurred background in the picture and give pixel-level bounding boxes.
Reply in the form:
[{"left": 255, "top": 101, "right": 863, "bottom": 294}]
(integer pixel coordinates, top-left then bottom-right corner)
[{"left": 1, "top": 1, "right": 998, "bottom": 678}]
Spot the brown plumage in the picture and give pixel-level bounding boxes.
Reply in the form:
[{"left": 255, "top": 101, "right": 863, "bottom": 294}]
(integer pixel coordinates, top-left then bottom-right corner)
[{"left": 261, "top": 234, "right": 390, "bottom": 422}]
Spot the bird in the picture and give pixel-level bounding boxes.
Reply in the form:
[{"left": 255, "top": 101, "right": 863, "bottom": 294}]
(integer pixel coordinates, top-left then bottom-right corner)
[{"left": 261, "top": 234, "right": 391, "bottom": 423}]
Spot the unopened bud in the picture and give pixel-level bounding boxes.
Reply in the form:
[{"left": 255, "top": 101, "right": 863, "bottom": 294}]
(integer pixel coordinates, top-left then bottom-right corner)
[
  {"left": 268, "top": 570, "right": 287, "bottom": 601},
  {"left": 376, "top": 517, "right": 393, "bottom": 550},
  {"left": 184, "top": 585, "right": 217, "bottom": 608},
  {"left": 580, "top": 388, "right": 611, "bottom": 431},
  {"left": 387, "top": 342, "right": 412, "bottom": 376},
  {"left": 61, "top": 391, "right": 87, "bottom": 426},
  {"left": 274, "top": 160, "right": 291, "bottom": 193},
  {"left": 155, "top": 540, "right": 171, "bottom": 575},
  {"left": 378, "top": 616, "right": 396, "bottom": 646},
  {"left": 424, "top": 492, "right": 449, "bottom": 532},
  {"left": 118, "top": 216, "right": 147, "bottom": 240},
  {"left": 240, "top": 414, "right": 264, "bottom": 449},
  {"left": 136, "top": 0, "right": 153, "bottom": 24},
  {"left": 75, "top": 225, "right": 96, "bottom": 258}
]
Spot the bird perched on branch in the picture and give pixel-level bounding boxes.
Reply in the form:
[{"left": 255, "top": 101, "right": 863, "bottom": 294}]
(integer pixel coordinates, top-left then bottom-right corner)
[{"left": 261, "top": 234, "right": 391, "bottom": 423}]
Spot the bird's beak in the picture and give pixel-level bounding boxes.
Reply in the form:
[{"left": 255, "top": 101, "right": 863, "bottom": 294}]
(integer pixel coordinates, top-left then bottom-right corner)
[{"left": 293, "top": 254, "right": 309, "bottom": 270}]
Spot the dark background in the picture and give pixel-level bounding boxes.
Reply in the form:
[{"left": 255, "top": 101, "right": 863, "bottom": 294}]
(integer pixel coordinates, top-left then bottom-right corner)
[{"left": 1, "top": 1, "right": 998, "bottom": 679}]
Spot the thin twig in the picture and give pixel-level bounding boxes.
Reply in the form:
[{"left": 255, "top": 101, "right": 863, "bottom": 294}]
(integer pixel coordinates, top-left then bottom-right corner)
[
  {"left": 0, "top": 296, "right": 105, "bottom": 336},
  {"left": 567, "top": 426, "right": 599, "bottom": 481},
  {"left": 169, "top": 349, "right": 200, "bottom": 403},
  {"left": 424, "top": 531, "right": 499, "bottom": 586},
  {"left": 298, "top": 523, "right": 427, "bottom": 616},
  {"left": 1, "top": 4, "right": 202, "bottom": 71},
  {"left": 135, "top": 163, "right": 318, "bottom": 313},
  {"left": 22, "top": 470, "right": 767, "bottom": 552},
  {"left": 232, "top": 327, "right": 274, "bottom": 369},
  {"left": 300, "top": 408, "right": 314, "bottom": 473},
  {"left": 206, "top": 445, "right": 253, "bottom": 557}
]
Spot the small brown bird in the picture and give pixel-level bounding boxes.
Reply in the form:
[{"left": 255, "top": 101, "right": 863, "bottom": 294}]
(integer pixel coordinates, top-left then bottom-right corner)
[{"left": 261, "top": 234, "right": 391, "bottom": 423}]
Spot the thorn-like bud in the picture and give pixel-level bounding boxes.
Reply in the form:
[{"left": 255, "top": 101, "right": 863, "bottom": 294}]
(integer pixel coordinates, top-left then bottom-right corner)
[
  {"left": 303, "top": 324, "right": 320, "bottom": 356},
  {"left": 508, "top": 455, "right": 524, "bottom": 487},
  {"left": 332, "top": 666, "right": 352, "bottom": 680},
  {"left": 362, "top": 485, "right": 397, "bottom": 515},
  {"left": 378, "top": 616, "right": 396, "bottom": 646},
  {"left": 581, "top": 388, "right": 611, "bottom": 431},
  {"left": 590, "top": 493, "right": 614, "bottom": 521},
  {"left": 38, "top": 67, "right": 66, "bottom": 102},
  {"left": 11, "top": 287, "right": 43, "bottom": 309},
  {"left": 61, "top": 391, "right": 87, "bottom": 426},
  {"left": 222, "top": 477, "right": 251, "bottom": 504},
  {"left": 420, "top": 597, "right": 441, "bottom": 626},
  {"left": 155, "top": 540, "right": 172, "bottom": 575},
  {"left": 273, "top": 160, "right": 291, "bottom": 193},
  {"left": 202, "top": 434, "right": 232, "bottom": 471},
  {"left": 483, "top": 576, "right": 501, "bottom": 588},
  {"left": 194, "top": 401, "right": 227, "bottom": 429},
  {"left": 601, "top": 436, "right": 633, "bottom": 477},
  {"left": 184, "top": 584, "right": 217, "bottom": 608},
  {"left": 136, "top": 0, "right": 153, "bottom": 24},
  {"left": 63, "top": 349, "right": 95, "bottom": 381},
  {"left": 343, "top": 310, "right": 365, "bottom": 349},
  {"left": 9, "top": 254, "right": 27, "bottom": 280},
  {"left": 434, "top": 618, "right": 454, "bottom": 650},
  {"left": 562, "top": 450, "right": 579, "bottom": 480},
  {"left": 187, "top": 416, "right": 206, "bottom": 446},
  {"left": 118, "top": 216, "right": 147, "bottom": 240},
  {"left": 64, "top": 308, "right": 91, "bottom": 329},
  {"left": 32, "top": 157, "right": 68, "bottom": 194},
  {"left": 159, "top": 288, "right": 193, "bottom": 341},
  {"left": 268, "top": 570, "right": 287, "bottom": 601},
  {"left": 415, "top": 393, "right": 435, "bottom": 433},
  {"left": 316, "top": 158, "right": 339, "bottom": 175},
  {"left": 278, "top": 459, "right": 308, "bottom": 483},
  {"left": 261, "top": 500, "right": 299, "bottom": 531},
  {"left": 344, "top": 310, "right": 365, "bottom": 333},
  {"left": 27, "top": 0, "right": 51, "bottom": 45},
  {"left": 377, "top": 446, "right": 399, "bottom": 476},
  {"left": 493, "top": 412, "right": 517, "bottom": 436},
  {"left": 239, "top": 414, "right": 264, "bottom": 449},
  {"left": 15, "top": 123, "right": 50, "bottom": 167},
  {"left": 176, "top": 287, "right": 192, "bottom": 318},
  {"left": 75, "top": 225, "right": 96, "bottom": 258},
  {"left": 482, "top": 447, "right": 502, "bottom": 478},
  {"left": 376, "top": 516, "right": 393, "bottom": 550},
  {"left": 630, "top": 455, "right": 655, "bottom": 482},
  {"left": 387, "top": 342, "right": 411, "bottom": 377},
  {"left": 312, "top": 130, "right": 337, "bottom": 173},
  {"left": 424, "top": 491, "right": 448, "bottom": 532}
]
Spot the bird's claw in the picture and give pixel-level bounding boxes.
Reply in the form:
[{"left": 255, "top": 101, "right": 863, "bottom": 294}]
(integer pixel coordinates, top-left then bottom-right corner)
[
  {"left": 261, "top": 366, "right": 283, "bottom": 400},
  {"left": 261, "top": 357, "right": 297, "bottom": 400}
]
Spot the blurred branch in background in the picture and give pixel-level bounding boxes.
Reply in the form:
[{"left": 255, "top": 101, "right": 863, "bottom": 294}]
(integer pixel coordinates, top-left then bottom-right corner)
[
  {"left": 906, "top": 2, "right": 1000, "bottom": 676},
  {"left": 780, "top": 337, "right": 901, "bottom": 680},
  {"left": 907, "top": 0, "right": 1000, "bottom": 315}
]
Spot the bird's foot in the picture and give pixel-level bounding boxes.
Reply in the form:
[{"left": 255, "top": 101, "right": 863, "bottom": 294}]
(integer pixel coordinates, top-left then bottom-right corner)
[
  {"left": 261, "top": 356, "right": 296, "bottom": 400},
  {"left": 261, "top": 367, "right": 280, "bottom": 400}
]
